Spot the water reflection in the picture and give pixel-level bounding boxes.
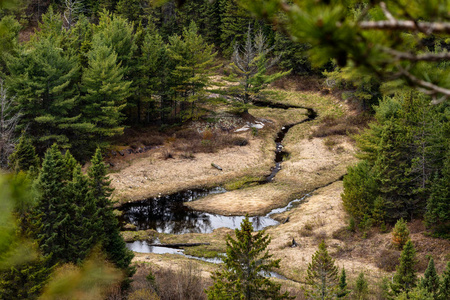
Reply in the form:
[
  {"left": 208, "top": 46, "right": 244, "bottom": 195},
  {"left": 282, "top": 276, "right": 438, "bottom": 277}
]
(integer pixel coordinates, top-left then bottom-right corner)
[{"left": 119, "top": 188, "right": 279, "bottom": 234}]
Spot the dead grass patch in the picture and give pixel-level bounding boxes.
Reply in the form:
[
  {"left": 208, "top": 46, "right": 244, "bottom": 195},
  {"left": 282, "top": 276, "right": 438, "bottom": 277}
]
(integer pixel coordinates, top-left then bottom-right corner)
[
  {"left": 376, "top": 249, "right": 400, "bottom": 272},
  {"left": 310, "top": 114, "right": 370, "bottom": 139}
]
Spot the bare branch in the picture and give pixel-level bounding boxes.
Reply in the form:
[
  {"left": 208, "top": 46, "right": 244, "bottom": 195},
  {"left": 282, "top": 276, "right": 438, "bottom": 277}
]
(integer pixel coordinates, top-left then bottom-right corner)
[
  {"left": 398, "top": 68, "right": 450, "bottom": 100},
  {"left": 358, "top": 20, "right": 450, "bottom": 34},
  {"left": 381, "top": 47, "right": 450, "bottom": 62},
  {"left": 380, "top": 2, "right": 395, "bottom": 23}
]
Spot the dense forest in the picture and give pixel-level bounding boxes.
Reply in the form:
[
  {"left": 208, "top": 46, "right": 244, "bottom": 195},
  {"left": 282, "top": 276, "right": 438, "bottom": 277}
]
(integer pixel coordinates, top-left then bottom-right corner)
[{"left": 0, "top": 0, "right": 449, "bottom": 299}]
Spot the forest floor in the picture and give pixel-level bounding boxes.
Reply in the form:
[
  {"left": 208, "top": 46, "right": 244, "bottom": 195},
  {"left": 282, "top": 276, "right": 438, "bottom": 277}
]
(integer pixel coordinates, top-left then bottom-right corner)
[{"left": 111, "top": 77, "right": 450, "bottom": 298}]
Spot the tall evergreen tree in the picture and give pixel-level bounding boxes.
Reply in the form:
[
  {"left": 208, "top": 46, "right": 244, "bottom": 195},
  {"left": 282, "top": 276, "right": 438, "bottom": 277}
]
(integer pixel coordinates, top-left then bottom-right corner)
[
  {"left": 303, "top": 241, "right": 339, "bottom": 300},
  {"left": 420, "top": 257, "right": 440, "bottom": 299},
  {"left": 225, "top": 26, "right": 289, "bottom": 110},
  {"left": 34, "top": 144, "right": 75, "bottom": 265},
  {"left": 5, "top": 9, "right": 88, "bottom": 153},
  {"left": 167, "top": 21, "right": 218, "bottom": 120},
  {"left": 80, "top": 42, "right": 130, "bottom": 150},
  {"left": 139, "top": 27, "right": 169, "bottom": 123},
  {"left": 87, "top": 148, "right": 134, "bottom": 274},
  {"left": 425, "top": 150, "right": 450, "bottom": 235},
  {"left": 206, "top": 215, "right": 292, "bottom": 300},
  {"left": 390, "top": 240, "right": 418, "bottom": 296},
  {"left": 220, "top": 0, "right": 253, "bottom": 56}
]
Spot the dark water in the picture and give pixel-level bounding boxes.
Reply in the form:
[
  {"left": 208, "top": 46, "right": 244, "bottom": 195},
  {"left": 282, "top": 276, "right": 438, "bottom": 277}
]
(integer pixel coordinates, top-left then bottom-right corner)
[{"left": 119, "top": 187, "right": 279, "bottom": 234}]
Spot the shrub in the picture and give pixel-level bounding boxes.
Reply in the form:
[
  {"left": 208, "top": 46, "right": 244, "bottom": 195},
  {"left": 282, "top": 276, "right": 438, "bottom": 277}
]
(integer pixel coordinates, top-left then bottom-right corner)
[
  {"left": 392, "top": 218, "right": 410, "bottom": 250},
  {"left": 376, "top": 250, "right": 401, "bottom": 272}
]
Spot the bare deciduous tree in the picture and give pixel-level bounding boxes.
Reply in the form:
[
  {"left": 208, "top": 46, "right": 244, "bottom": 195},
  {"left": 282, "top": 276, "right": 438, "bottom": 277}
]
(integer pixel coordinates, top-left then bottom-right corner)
[{"left": 0, "top": 79, "right": 20, "bottom": 168}]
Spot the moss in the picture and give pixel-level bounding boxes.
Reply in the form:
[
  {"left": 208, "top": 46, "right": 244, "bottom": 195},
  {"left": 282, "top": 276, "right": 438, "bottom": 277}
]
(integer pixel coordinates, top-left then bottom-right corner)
[{"left": 224, "top": 176, "right": 264, "bottom": 190}]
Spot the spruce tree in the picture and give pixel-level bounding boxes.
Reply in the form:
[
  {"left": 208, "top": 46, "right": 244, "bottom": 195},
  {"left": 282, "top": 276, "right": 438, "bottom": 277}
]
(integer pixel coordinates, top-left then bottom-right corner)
[
  {"left": 420, "top": 257, "right": 440, "bottom": 299},
  {"left": 65, "top": 165, "right": 99, "bottom": 264},
  {"left": 220, "top": 0, "right": 253, "bottom": 56},
  {"left": 337, "top": 268, "right": 351, "bottom": 298},
  {"left": 391, "top": 240, "right": 417, "bottom": 296},
  {"left": 88, "top": 148, "right": 134, "bottom": 274},
  {"left": 425, "top": 150, "right": 450, "bottom": 235},
  {"left": 34, "top": 144, "right": 74, "bottom": 265},
  {"left": 304, "top": 241, "right": 339, "bottom": 300},
  {"left": 8, "top": 134, "right": 39, "bottom": 174},
  {"left": 206, "top": 215, "right": 292, "bottom": 300},
  {"left": 354, "top": 272, "right": 369, "bottom": 300}
]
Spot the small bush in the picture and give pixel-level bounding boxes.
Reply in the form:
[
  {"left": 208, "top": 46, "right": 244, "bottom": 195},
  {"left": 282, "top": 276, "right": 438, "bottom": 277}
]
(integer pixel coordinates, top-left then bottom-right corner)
[
  {"left": 376, "top": 250, "right": 400, "bottom": 271},
  {"left": 153, "top": 262, "right": 210, "bottom": 300},
  {"left": 231, "top": 136, "right": 249, "bottom": 146},
  {"left": 161, "top": 150, "right": 173, "bottom": 160},
  {"left": 392, "top": 218, "right": 410, "bottom": 249}
]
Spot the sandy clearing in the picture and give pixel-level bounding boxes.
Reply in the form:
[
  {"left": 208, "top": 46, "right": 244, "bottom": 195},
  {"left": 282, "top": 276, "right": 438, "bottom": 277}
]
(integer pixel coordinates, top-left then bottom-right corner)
[{"left": 110, "top": 137, "right": 272, "bottom": 202}]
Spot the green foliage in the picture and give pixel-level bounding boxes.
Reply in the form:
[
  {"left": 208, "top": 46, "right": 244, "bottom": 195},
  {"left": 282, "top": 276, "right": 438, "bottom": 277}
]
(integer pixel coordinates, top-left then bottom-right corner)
[
  {"left": 88, "top": 148, "right": 134, "bottom": 276},
  {"left": 342, "top": 161, "right": 378, "bottom": 224},
  {"left": 8, "top": 134, "right": 39, "bottom": 174},
  {"left": 240, "top": 0, "right": 450, "bottom": 100},
  {"left": 304, "top": 241, "right": 339, "bottom": 300},
  {"left": 167, "top": 21, "right": 219, "bottom": 120},
  {"left": 425, "top": 150, "right": 450, "bottom": 235},
  {"left": 6, "top": 24, "right": 84, "bottom": 151},
  {"left": 337, "top": 268, "right": 351, "bottom": 298},
  {"left": 206, "top": 215, "right": 292, "bottom": 300},
  {"left": 440, "top": 262, "right": 450, "bottom": 300},
  {"left": 224, "top": 26, "right": 289, "bottom": 107},
  {"left": 0, "top": 15, "right": 20, "bottom": 74},
  {"left": 354, "top": 272, "right": 369, "bottom": 300},
  {"left": 342, "top": 93, "right": 449, "bottom": 225},
  {"left": 80, "top": 41, "right": 129, "bottom": 149},
  {"left": 390, "top": 240, "right": 417, "bottom": 296},
  {"left": 420, "top": 257, "right": 440, "bottom": 299},
  {"left": 391, "top": 218, "right": 410, "bottom": 250}
]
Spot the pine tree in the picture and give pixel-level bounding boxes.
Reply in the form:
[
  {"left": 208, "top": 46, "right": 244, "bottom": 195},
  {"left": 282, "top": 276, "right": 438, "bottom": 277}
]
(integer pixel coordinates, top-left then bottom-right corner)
[
  {"left": 391, "top": 240, "right": 417, "bottom": 296},
  {"left": 354, "top": 272, "right": 369, "bottom": 300},
  {"left": 304, "top": 241, "right": 339, "bottom": 300},
  {"left": 225, "top": 26, "right": 289, "bottom": 109},
  {"left": 420, "top": 257, "right": 440, "bottom": 299},
  {"left": 167, "top": 21, "right": 218, "bottom": 120},
  {"left": 8, "top": 134, "right": 39, "bottom": 174},
  {"left": 337, "top": 268, "right": 351, "bottom": 298},
  {"left": 80, "top": 42, "right": 130, "bottom": 150},
  {"left": 139, "top": 27, "right": 169, "bottom": 123},
  {"left": 6, "top": 9, "right": 87, "bottom": 152},
  {"left": 206, "top": 215, "right": 292, "bottom": 300},
  {"left": 88, "top": 148, "right": 134, "bottom": 275}
]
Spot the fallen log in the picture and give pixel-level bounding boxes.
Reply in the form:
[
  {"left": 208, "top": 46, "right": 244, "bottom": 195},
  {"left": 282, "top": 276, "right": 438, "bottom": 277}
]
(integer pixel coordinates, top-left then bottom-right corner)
[{"left": 211, "top": 163, "right": 222, "bottom": 171}]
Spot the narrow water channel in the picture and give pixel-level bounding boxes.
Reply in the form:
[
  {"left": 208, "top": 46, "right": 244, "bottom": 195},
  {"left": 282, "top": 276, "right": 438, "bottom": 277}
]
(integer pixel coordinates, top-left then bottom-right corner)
[{"left": 119, "top": 103, "right": 316, "bottom": 233}]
